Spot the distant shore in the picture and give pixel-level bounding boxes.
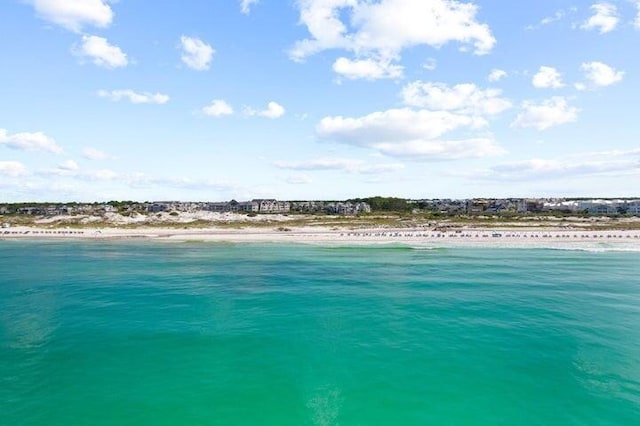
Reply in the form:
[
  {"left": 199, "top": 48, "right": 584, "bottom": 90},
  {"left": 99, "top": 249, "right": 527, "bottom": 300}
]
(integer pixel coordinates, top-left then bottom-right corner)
[
  {"left": 2, "top": 210, "right": 640, "bottom": 249},
  {"left": 3, "top": 225, "right": 640, "bottom": 250}
]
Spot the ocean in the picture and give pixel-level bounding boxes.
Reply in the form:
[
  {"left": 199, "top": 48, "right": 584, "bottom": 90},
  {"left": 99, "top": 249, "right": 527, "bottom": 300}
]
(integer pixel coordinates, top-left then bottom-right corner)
[{"left": 1, "top": 240, "right": 639, "bottom": 425}]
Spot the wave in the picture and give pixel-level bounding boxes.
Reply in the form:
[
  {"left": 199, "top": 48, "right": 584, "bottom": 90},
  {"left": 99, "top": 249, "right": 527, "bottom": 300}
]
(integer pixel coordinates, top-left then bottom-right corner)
[
  {"left": 543, "top": 245, "right": 640, "bottom": 253},
  {"left": 320, "top": 242, "right": 448, "bottom": 252}
]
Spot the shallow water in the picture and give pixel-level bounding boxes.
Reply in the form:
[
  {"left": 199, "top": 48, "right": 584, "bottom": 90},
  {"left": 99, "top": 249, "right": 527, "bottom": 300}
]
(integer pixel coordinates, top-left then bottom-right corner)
[{"left": 1, "top": 241, "right": 639, "bottom": 425}]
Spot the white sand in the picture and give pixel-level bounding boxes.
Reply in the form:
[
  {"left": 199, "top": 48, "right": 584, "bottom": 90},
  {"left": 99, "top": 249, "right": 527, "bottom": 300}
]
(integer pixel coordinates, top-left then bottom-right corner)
[
  {"left": 3, "top": 209, "right": 640, "bottom": 249},
  {"left": 2, "top": 225, "right": 640, "bottom": 251}
]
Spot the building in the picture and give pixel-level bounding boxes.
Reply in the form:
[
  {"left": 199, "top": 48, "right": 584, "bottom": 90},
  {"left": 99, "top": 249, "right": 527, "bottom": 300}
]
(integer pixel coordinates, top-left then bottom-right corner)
[
  {"left": 253, "top": 199, "right": 290, "bottom": 213},
  {"left": 517, "top": 199, "right": 544, "bottom": 213},
  {"left": 206, "top": 200, "right": 259, "bottom": 212},
  {"left": 626, "top": 201, "right": 640, "bottom": 215},
  {"left": 466, "top": 199, "right": 489, "bottom": 214},
  {"left": 148, "top": 203, "right": 170, "bottom": 213},
  {"left": 328, "top": 202, "right": 371, "bottom": 215}
]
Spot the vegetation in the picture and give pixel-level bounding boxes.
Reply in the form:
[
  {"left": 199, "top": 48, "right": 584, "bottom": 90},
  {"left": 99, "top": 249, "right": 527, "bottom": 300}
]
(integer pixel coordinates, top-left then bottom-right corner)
[{"left": 348, "top": 196, "right": 411, "bottom": 212}]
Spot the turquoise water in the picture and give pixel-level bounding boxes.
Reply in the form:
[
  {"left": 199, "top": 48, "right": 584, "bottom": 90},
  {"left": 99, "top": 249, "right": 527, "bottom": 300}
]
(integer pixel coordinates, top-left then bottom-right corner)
[{"left": 1, "top": 241, "right": 639, "bottom": 425}]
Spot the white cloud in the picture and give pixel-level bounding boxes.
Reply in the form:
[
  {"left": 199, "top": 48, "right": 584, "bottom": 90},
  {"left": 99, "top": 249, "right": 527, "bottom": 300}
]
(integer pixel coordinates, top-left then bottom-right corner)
[
  {"left": 580, "top": 61, "right": 624, "bottom": 88},
  {"left": 202, "top": 99, "right": 234, "bottom": 117},
  {"left": 581, "top": 3, "right": 618, "bottom": 34},
  {"left": 0, "top": 161, "right": 28, "bottom": 177},
  {"left": 401, "top": 82, "right": 512, "bottom": 116},
  {"left": 97, "top": 89, "right": 170, "bottom": 104},
  {"left": 472, "top": 149, "right": 640, "bottom": 181},
  {"left": 82, "top": 147, "right": 112, "bottom": 160},
  {"left": 58, "top": 160, "right": 79, "bottom": 171},
  {"left": 240, "top": 0, "right": 260, "bottom": 14},
  {"left": 77, "top": 35, "right": 128, "bottom": 68},
  {"left": 0, "top": 128, "right": 63, "bottom": 154},
  {"left": 332, "top": 57, "right": 403, "bottom": 80},
  {"left": 372, "top": 138, "right": 505, "bottom": 159},
  {"left": 526, "top": 7, "right": 577, "bottom": 30},
  {"left": 512, "top": 97, "right": 578, "bottom": 130},
  {"left": 275, "top": 158, "right": 405, "bottom": 174},
  {"left": 635, "top": 2, "right": 640, "bottom": 29},
  {"left": 245, "top": 101, "right": 286, "bottom": 119},
  {"left": 532, "top": 66, "right": 564, "bottom": 89},
  {"left": 29, "top": 0, "right": 113, "bottom": 32},
  {"left": 423, "top": 58, "right": 437, "bottom": 71},
  {"left": 488, "top": 69, "right": 507, "bottom": 82},
  {"left": 316, "top": 108, "right": 504, "bottom": 160},
  {"left": 290, "top": 0, "right": 496, "bottom": 64},
  {"left": 318, "top": 108, "right": 485, "bottom": 144},
  {"left": 261, "top": 102, "right": 286, "bottom": 119},
  {"left": 180, "top": 36, "right": 214, "bottom": 71}
]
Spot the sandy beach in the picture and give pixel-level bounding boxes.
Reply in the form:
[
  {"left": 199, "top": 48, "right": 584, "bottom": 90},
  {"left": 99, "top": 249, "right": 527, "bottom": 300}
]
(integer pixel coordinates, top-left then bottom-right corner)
[
  {"left": 3, "top": 224, "right": 640, "bottom": 250},
  {"left": 2, "top": 209, "right": 640, "bottom": 249}
]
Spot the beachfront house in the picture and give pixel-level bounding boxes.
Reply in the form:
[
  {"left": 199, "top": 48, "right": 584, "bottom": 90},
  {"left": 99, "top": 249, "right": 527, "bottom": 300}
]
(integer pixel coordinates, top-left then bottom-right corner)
[
  {"left": 466, "top": 199, "right": 489, "bottom": 214},
  {"left": 206, "top": 200, "right": 259, "bottom": 213},
  {"left": 329, "top": 202, "right": 371, "bottom": 215},
  {"left": 577, "top": 200, "right": 619, "bottom": 215},
  {"left": 517, "top": 199, "right": 544, "bottom": 213},
  {"left": 626, "top": 201, "right": 640, "bottom": 215},
  {"left": 148, "top": 202, "right": 170, "bottom": 213},
  {"left": 253, "top": 199, "right": 290, "bottom": 213}
]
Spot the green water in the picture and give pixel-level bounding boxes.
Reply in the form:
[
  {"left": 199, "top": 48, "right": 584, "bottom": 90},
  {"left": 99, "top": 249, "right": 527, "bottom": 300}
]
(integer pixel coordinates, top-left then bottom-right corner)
[{"left": 1, "top": 241, "right": 639, "bottom": 425}]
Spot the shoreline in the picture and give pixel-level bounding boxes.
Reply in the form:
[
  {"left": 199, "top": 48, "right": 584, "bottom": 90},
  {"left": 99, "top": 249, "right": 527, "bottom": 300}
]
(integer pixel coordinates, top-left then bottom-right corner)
[{"left": 2, "top": 226, "right": 640, "bottom": 250}]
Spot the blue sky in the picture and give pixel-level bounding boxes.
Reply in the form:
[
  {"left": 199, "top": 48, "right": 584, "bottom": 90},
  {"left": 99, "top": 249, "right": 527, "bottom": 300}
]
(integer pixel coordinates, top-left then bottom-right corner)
[{"left": 1, "top": 0, "right": 639, "bottom": 202}]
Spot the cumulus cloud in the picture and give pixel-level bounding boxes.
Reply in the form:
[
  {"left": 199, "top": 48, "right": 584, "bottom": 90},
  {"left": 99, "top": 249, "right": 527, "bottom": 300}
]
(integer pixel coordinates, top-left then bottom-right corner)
[
  {"left": 488, "top": 69, "right": 507, "bottom": 82},
  {"left": 318, "top": 108, "right": 485, "bottom": 143},
  {"left": 0, "top": 128, "right": 63, "bottom": 154},
  {"left": 512, "top": 97, "right": 578, "bottom": 130},
  {"left": 245, "top": 101, "right": 286, "bottom": 119},
  {"left": 240, "top": 0, "right": 260, "bottom": 14},
  {"left": 28, "top": 0, "right": 113, "bottom": 32},
  {"left": 274, "top": 158, "right": 405, "bottom": 174},
  {"left": 635, "top": 2, "right": 640, "bottom": 29},
  {"left": 97, "top": 89, "right": 170, "bottom": 104},
  {"left": 401, "top": 81, "right": 511, "bottom": 116},
  {"left": 316, "top": 108, "right": 503, "bottom": 160},
  {"left": 579, "top": 61, "right": 624, "bottom": 88},
  {"left": 581, "top": 3, "right": 618, "bottom": 34},
  {"left": 470, "top": 149, "right": 640, "bottom": 181},
  {"left": 180, "top": 36, "right": 214, "bottom": 71},
  {"left": 332, "top": 57, "right": 403, "bottom": 80},
  {"left": 202, "top": 100, "right": 234, "bottom": 117},
  {"left": 290, "top": 0, "right": 496, "bottom": 70},
  {"left": 0, "top": 161, "right": 28, "bottom": 177},
  {"left": 532, "top": 66, "right": 564, "bottom": 89},
  {"left": 77, "top": 35, "right": 128, "bottom": 68},
  {"left": 82, "top": 147, "right": 112, "bottom": 160}
]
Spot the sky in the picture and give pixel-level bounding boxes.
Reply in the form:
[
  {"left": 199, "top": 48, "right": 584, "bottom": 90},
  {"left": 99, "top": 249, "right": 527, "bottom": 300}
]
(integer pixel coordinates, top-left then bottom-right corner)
[{"left": 1, "top": 0, "right": 639, "bottom": 202}]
